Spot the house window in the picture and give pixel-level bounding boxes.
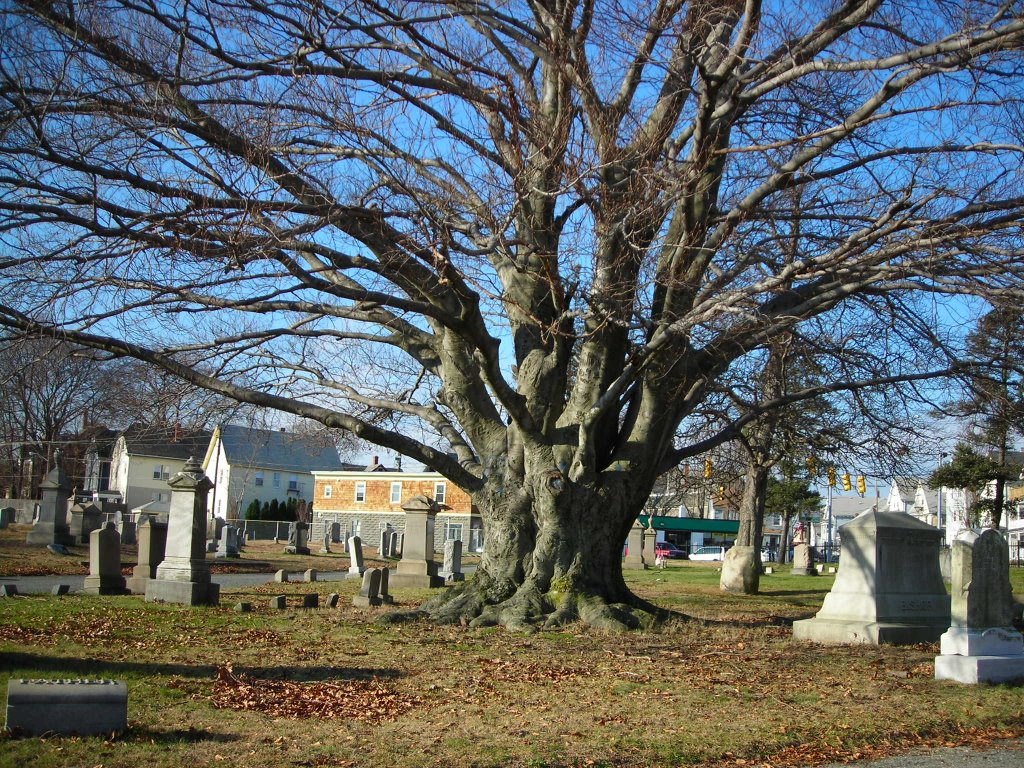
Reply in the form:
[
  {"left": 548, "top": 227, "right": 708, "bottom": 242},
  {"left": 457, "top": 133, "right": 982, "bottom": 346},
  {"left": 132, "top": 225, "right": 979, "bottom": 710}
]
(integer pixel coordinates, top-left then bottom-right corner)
[
  {"left": 288, "top": 474, "right": 299, "bottom": 491},
  {"left": 355, "top": 482, "right": 366, "bottom": 503},
  {"left": 254, "top": 471, "right": 264, "bottom": 487},
  {"left": 434, "top": 481, "right": 446, "bottom": 505},
  {"left": 390, "top": 482, "right": 402, "bottom": 505},
  {"left": 150, "top": 490, "right": 169, "bottom": 502},
  {"left": 444, "top": 522, "right": 463, "bottom": 542},
  {"left": 153, "top": 464, "right": 170, "bottom": 481},
  {"left": 324, "top": 485, "right": 333, "bottom": 499},
  {"left": 273, "top": 472, "right": 281, "bottom": 488}
]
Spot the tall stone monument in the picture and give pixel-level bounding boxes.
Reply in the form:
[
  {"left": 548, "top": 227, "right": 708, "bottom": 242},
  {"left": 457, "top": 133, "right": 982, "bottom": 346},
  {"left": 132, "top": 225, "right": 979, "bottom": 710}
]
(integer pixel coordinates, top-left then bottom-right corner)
[
  {"left": 127, "top": 517, "right": 168, "bottom": 594},
  {"left": 439, "top": 539, "right": 465, "bottom": 582},
  {"left": 390, "top": 495, "right": 443, "bottom": 588},
  {"left": 83, "top": 522, "right": 127, "bottom": 595},
  {"left": 793, "top": 509, "right": 950, "bottom": 645},
  {"left": 26, "top": 462, "right": 74, "bottom": 548},
  {"left": 623, "top": 520, "right": 647, "bottom": 570},
  {"left": 347, "top": 535, "right": 365, "bottom": 577},
  {"left": 145, "top": 457, "right": 220, "bottom": 606},
  {"left": 935, "top": 529, "right": 1024, "bottom": 684}
]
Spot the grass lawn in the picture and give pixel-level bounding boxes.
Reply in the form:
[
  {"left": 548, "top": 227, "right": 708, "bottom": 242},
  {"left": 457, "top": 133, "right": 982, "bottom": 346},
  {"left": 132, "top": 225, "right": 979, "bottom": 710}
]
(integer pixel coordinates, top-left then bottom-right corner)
[{"left": 1, "top": 529, "right": 1023, "bottom": 768}]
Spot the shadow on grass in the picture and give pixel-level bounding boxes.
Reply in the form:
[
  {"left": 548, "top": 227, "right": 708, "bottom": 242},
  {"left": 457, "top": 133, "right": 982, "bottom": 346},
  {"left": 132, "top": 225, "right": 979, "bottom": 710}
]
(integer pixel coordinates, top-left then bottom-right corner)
[
  {"left": 1, "top": 652, "right": 402, "bottom": 681},
  {"left": 760, "top": 588, "right": 833, "bottom": 597},
  {"left": 2, "top": 725, "right": 241, "bottom": 745}
]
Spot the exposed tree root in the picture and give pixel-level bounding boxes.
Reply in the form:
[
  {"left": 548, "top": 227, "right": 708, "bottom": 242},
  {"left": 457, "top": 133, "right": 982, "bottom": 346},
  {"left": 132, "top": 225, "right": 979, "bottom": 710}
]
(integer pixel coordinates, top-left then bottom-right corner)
[{"left": 409, "top": 576, "right": 674, "bottom": 633}]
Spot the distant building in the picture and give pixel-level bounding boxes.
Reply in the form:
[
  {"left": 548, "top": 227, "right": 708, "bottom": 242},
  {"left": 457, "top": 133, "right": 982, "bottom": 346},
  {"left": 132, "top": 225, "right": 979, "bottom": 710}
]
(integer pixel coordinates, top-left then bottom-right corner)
[
  {"left": 109, "top": 424, "right": 211, "bottom": 511},
  {"left": 202, "top": 424, "right": 346, "bottom": 521},
  {"left": 312, "top": 464, "right": 484, "bottom": 553}
]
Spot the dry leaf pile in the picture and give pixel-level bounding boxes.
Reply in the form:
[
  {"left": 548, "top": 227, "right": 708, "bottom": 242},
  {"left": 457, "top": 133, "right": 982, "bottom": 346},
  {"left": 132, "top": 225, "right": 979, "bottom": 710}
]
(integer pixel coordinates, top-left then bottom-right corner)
[{"left": 204, "top": 665, "right": 420, "bottom": 723}]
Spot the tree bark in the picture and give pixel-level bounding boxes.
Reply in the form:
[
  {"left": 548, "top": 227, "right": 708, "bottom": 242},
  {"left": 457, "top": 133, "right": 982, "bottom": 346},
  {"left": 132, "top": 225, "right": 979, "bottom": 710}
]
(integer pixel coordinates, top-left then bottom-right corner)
[{"left": 420, "top": 455, "right": 656, "bottom": 631}]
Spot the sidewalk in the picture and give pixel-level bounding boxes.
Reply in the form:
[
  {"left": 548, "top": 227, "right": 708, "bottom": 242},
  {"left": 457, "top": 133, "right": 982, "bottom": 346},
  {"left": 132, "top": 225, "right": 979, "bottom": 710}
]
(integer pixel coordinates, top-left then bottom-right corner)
[
  {"left": 1, "top": 570, "right": 354, "bottom": 594},
  {"left": 819, "top": 738, "right": 1024, "bottom": 768}
]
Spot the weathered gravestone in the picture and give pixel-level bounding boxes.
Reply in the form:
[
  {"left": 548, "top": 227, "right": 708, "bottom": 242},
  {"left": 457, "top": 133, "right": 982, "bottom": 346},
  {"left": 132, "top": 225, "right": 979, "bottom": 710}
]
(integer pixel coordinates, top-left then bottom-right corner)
[
  {"left": 389, "top": 529, "right": 400, "bottom": 558},
  {"left": 791, "top": 542, "right": 817, "bottom": 576},
  {"left": 145, "top": 457, "right": 220, "bottom": 606},
  {"left": 51, "top": 584, "right": 70, "bottom": 596},
  {"left": 328, "top": 521, "right": 341, "bottom": 543},
  {"left": 390, "top": 496, "right": 443, "bottom": 588},
  {"left": 304, "top": 568, "right": 317, "bottom": 583},
  {"left": 206, "top": 514, "right": 224, "bottom": 553},
  {"left": 302, "top": 593, "right": 319, "bottom": 609},
  {"left": 347, "top": 535, "right": 366, "bottom": 578},
  {"left": 623, "top": 520, "right": 647, "bottom": 570},
  {"left": 129, "top": 518, "right": 168, "bottom": 593},
  {"left": 353, "top": 567, "right": 383, "bottom": 607},
  {"left": 721, "top": 546, "right": 760, "bottom": 593},
  {"left": 26, "top": 463, "right": 74, "bottom": 548},
  {"left": 439, "top": 539, "right": 464, "bottom": 582},
  {"left": 5, "top": 679, "right": 128, "bottom": 736},
  {"left": 284, "top": 521, "right": 310, "bottom": 555},
  {"left": 379, "top": 526, "right": 392, "bottom": 558},
  {"left": 934, "top": 529, "right": 1024, "bottom": 684},
  {"left": 116, "top": 513, "right": 136, "bottom": 546},
  {"left": 215, "top": 525, "right": 240, "bottom": 559},
  {"left": 379, "top": 567, "right": 394, "bottom": 605},
  {"left": 0, "top": 506, "right": 14, "bottom": 529},
  {"left": 83, "top": 523, "right": 127, "bottom": 595},
  {"left": 792, "top": 509, "right": 950, "bottom": 645},
  {"left": 68, "top": 502, "right": 103, "bottom": 544},
  {"left": 320, "top": 527, "right": 332, "bottom": 554}
]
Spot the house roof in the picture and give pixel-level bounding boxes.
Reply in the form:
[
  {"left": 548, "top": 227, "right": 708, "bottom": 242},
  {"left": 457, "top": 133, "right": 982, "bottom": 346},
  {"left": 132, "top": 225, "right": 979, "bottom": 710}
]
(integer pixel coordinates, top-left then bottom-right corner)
[
  {"left": 120, "top": 424, "right": 211, "bottom": 461},
  {"left": 213, "top": 424, "right": 343, "bottom": 473}
]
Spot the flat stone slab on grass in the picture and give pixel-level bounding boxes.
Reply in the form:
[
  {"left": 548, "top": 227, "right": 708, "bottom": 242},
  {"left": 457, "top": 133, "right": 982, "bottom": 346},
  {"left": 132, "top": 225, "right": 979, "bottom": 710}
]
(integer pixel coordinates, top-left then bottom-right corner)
[{"left": 6, "top": 679, "right": 127, "bottom": 736}]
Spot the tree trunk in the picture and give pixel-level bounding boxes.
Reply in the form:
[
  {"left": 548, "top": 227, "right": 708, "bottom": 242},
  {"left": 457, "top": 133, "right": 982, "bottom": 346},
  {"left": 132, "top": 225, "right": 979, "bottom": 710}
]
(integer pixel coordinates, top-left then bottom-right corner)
[
  {"left": 779, "top": 512, "right": 792, "bottom": 565},
  {"left": 420, "top": 458, "right": 656, "bottom": 632},
  {"left": 720, "top": 462, "right": 768, "bottom": 594}
]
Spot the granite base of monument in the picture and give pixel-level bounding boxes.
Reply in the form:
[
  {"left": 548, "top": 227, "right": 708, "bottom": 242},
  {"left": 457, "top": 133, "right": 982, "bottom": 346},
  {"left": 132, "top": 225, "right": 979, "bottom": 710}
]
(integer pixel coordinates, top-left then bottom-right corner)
[
  {"left": 145, "top": 579, "right": 220, "bottom": 606},
  {"left": 792, "top": 617, "right": 947, "bottom": 645},
  {"left": 934, "top": 653, "right": 1024, "bottom": 684}
]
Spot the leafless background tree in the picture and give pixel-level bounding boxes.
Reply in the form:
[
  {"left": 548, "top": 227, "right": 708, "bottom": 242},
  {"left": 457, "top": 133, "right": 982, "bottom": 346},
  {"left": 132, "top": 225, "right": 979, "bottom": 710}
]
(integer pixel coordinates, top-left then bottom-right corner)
[{"left": 1, "top": 1, "right": 1023, "bottom": 628}]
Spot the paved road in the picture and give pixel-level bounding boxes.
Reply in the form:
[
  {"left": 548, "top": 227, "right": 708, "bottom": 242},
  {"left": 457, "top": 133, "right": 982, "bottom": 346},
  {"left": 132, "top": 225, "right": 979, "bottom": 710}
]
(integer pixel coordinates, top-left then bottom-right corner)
[
  {"left": 821, "top": 738, "right": 1024, "bottom": 768},
  {"left": 1, "top": 570, "right": 355, "bottom": 593}
]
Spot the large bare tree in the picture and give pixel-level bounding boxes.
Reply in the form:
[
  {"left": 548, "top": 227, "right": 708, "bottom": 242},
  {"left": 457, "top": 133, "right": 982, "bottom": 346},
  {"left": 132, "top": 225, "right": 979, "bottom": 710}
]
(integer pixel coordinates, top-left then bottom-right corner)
[{"left": 2, "top": 1, "right": 1024, "bottom": 629}]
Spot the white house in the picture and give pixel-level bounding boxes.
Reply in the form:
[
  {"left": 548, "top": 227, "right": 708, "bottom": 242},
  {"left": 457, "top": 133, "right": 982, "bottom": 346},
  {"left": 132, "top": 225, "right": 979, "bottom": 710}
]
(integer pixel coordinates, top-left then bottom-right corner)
[
  {"left": 202, "top": 424, "right": 345, "bottom": 521},
  {"left": 109, "top": 424, "right": 212, "bottom": 511}
]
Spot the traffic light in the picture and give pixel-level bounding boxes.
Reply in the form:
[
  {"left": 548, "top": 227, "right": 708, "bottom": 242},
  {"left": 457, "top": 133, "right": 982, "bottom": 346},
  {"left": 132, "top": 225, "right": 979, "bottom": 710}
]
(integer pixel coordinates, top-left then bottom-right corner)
[
  {"left": 704, "top": 458, "right": 713, "bottom": 479},
  {"left": 718, "top": 485, "right": 725, "bottom": 499},
  {"left": 842, "top": 472, "right": 852, "bottom": 492},
  {"left": 827, "top": 466, "right": 836, "bottom": 487},
  {"left": 806, "top": 456, "right": 817, "bottom": 476},
  {"left": 857, "top": 475, "right": 867, "bottom": 496}
]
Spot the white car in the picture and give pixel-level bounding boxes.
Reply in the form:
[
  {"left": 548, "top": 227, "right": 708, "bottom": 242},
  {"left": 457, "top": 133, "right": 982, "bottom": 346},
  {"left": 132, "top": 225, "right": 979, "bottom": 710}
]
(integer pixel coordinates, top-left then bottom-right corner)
[{"left": 689, "top": 546, "right": 726, "bottom": 561}]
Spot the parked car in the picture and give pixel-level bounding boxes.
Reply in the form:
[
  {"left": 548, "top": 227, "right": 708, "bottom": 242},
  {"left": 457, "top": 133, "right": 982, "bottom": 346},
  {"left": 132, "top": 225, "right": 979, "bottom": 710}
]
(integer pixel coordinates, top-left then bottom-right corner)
[
  {"left": 689, "top": 545, "right": 726, "bottom": 561},
  {"left": 654, "top": 541, "right": 687, "bottom": 559}
]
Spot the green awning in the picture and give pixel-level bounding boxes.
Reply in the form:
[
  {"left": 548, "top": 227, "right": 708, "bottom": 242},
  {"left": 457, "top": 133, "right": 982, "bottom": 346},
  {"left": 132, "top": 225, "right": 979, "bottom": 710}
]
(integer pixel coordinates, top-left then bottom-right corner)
[{"left": 638, "top": 515, "right": 739, "bottom": 534}]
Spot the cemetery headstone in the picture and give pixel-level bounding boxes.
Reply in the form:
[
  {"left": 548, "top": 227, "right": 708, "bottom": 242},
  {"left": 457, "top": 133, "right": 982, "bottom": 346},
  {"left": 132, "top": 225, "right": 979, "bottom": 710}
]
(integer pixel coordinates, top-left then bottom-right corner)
[
  {"left": 5, "top": 679, "right": 128, "bottom": 736},
  {"left": 83, "top": 522, "right": 127, "bottom": 595},
  {"left": 206, "top": 514, "right": 224, "bottom": 553},
  {"left": 51, "top": 584, "right": 70, "bottom": 596},
  {"left": 274, "top": 569, "right": 289, "bottom": 583},
  {"left": 439, "top": 539, "right": 464, "bottom": 582},
  {"left": 145, "top": 457, "right": 220, "bottom": 606},
  {"left": 390, "top": 496, "right": 443, "bottom": 588},
  {"left": 934, "top": 529, "right": 1024, "bottom": 684},
  {"left": 379, "top": 527, "right": 392, "bottom": 558},
  {"left": 0, "top": 506, "right": 14, "bottom": 529},
  {"left": 234, "top": 602, "right": 251, "bottom": 613},
  {"left": 327, "top": 592, "right": 340, "bottom": 608},
  {"left": 790, "top": 542, "right": 817, "bottom": 576},
  {"left": 215, "top": 525, "right": 240, "bottom": 558},
  {"left": 623, "top": 520, "right": 646, "bottom": 570},
  {"left": 69, "top": 502, "right": 103, "bottom": 544},
  {"left": 269, "top": 595, "right": 287, "bottom": 610},
  {"left": 329, "top": 521, "right": 342, "bottom": 543},
  {"left": 284, "top": 521, "right": 310, "bottom": 555},
  {"left": 792, "top": 509, "right": 950, "bottom": 645},
  {"left": 125, "top": 516, "right": 166, "bottom": 593},
  {"left": 389, "top": 529, "right": 401, "bottom": 558},
  {"left": 347, "top": 535, "right": 366, "bottom": 578},
  {"left": 302, "top": 593, "right": 319, "bottom": 609},
  {"left": 320, "top": 528, "right": 332, "bottom": 554},
  {"left": 26, "top": 463, "right": 74, "bottom": 548},
  {"left": 2, "top": 584, "right": 19, "bottom": 597},
  {"left": 379, "top": 567, "right": 394, "bottom": 605},
  {"left": 353, "top": 567, "right": 383, "bottom": 607},
  {"left": 304, "top": 568, "right": 317, "bottom": 583}
]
